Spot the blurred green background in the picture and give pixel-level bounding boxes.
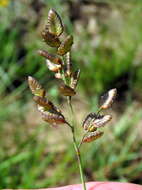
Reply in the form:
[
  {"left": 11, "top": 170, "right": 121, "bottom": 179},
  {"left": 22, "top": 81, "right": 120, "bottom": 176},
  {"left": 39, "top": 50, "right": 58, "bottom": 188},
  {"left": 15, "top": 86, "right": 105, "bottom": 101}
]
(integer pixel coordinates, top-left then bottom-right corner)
[{"left": 0, "top": 0, "right": 142, "bottom": 188}]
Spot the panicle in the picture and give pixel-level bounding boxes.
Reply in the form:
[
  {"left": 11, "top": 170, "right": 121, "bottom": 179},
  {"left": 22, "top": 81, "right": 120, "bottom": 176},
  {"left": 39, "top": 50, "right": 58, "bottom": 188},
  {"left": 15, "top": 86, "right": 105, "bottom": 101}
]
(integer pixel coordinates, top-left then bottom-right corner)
[{"left": 28, "top": 9, "right": 117, "bottom": 145}]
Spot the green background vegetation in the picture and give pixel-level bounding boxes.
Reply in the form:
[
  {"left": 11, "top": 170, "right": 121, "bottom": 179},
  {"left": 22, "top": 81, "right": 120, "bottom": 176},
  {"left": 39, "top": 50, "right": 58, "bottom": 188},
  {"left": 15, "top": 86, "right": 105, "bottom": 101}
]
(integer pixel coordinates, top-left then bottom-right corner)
[{"left": 0, "top": 0, "right": 142, "bottom": 188}]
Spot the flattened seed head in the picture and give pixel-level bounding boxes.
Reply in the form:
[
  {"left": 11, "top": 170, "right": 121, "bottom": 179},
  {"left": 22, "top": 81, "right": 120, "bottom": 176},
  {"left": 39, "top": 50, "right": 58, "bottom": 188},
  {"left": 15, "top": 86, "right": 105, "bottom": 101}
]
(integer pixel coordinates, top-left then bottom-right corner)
[
  {"left": 59, "top": 84, "right": 76, "bottom": 96},
  {"left": 47, "top": 9, "right": 64, "bottom": 37},
  {"left": 82, "top": 112, "right": 98, "bottom": 131},
  {"left": 41, "top": 110, "right": 66, "bottom": 124},
  {"left": 41, "top": 30, "right": 61, "bottom": 47},
  {"left": 92, "top": 115, "right": 112, "bottom": 128},
  {"left": 100, "top": 88, "right": 117, "bottom": 109},
  {"left": 83, "top": 131, "right": 104, "bottom": 143},
  {"left": 38, "top": 50, "right": 62, "bottom": 65},
  {"left": 57, "top": 35, "right": 73, "bottom": 56},
  {"left": 70, "top": 69, "right": 80, "bottom": 90},
  {"left": 33, "top": 96, "right": 55, "bottom": 111},
  {"left": 28, "top": 76, "right": 46, "bottom": 97}
]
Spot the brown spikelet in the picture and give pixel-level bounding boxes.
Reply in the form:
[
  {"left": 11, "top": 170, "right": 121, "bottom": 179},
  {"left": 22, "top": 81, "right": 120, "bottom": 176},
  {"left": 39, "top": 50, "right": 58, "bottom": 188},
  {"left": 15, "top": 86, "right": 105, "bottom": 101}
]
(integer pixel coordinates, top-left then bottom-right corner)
[
  {"left": 59, "top": 84, "right": 76, "bottom": 96},
  {"left": 82, "top": 113, "right": 112, "bottom": 132},
  {"left": 33, "top": 96, "right": 56, "bottom": 111},
  {"left": 34, "top": 96, "right": 62, "bottom": 114},
  {"left": 47, "top": 9, "right": 63, "bottom": 37},
  {"left": 92, "top": 115, "right": 112, "bottom": 128},
  {"left": 41, "top": 30, "right": 61, "bottom": 47},
  {"left": 57, "top": 35, "right": 73, "bottom": 56},
  {"left": 28, "top": 76, "right": 46, "bottom": 97},
  {"left": 42, "top": 112, "right": 66, "bottom": 124},
  {"left": 70, "top": 69, "right": 80, "bottom": 89},
  {"left": 82, "top": 113, "right": 97, "bottom": 131},
  {"left": 100, "top": 88, "right": 117, "bottom": 110},
  {"left": 38, "top": 105, "right": 66, "bottom": 124},
  {"left": 38, "top": 50, "right": 62, "bottom": 65},
  {"left": 83, "top": 131, "right": 104, "bottom": 143}
]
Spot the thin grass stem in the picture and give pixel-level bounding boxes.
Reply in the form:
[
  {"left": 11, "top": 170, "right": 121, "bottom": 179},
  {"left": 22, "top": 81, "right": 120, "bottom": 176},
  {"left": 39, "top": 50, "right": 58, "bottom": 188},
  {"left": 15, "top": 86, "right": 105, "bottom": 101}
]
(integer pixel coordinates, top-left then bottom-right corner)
[{"left": 66, "top": 97, "right": 87, "bottom": 190}]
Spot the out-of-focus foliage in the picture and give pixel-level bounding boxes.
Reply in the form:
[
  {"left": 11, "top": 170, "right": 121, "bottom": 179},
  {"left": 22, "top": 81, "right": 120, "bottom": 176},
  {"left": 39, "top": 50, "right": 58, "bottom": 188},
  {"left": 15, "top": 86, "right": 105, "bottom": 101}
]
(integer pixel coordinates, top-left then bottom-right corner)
[{"left": 0, "top": 0, "right": 142, "bottom": 188}]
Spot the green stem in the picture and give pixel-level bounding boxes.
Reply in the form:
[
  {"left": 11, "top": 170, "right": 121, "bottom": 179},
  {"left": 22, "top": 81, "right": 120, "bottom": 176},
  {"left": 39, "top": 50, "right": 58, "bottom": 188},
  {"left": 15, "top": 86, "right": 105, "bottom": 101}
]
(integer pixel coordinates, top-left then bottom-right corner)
[
  {"left": 78, "top": 131, "right": 88, "bottom": 149},
  {"left": 96, "top": 107, "right": 102, "bottom": 116},
  {"left": 62, "top": 70, "right": 67, "bottom": 84},
  {"left": 67, "top": 96, "right": 74, "bottom": 115},
  {"left": 66, "top": 122, "right": 87, "bottom": 190},
  {"left": 66, "top": 97, "right": 87, "bottom": 190},
  {"left": 73, "top": 134, "right": 87, "bottom": 190}
]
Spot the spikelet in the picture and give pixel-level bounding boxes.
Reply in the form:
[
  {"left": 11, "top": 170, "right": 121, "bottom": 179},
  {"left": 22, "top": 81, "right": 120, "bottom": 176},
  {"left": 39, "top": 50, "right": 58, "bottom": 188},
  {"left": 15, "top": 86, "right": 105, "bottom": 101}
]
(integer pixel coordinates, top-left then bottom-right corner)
[
  {"left": 38, "top": 50, "right": 62, "bottom": 65},
  {"left": 33, "top": 96, "right": 56, "bottom": 111},
  {"left": 57, "top": 35, "right": 73, "bottom": 56},
  {"left": 28, "top": 76, "right": 46, "bottom": 97},
  {"left": 47, "top": 9, "right": 63, "bottom": 37},
  {"left": 42, "top": 111, "right": 66, "bottom": 124},
  {"left": 92, "top": 115, "right": 112, "bottom": 129},
  {"left": 59, "top": 84, "right": 76, "bottom": 96},
  {"left": 82, "top": 113, "right": 112, "bottom": 132},
  {"left": 82, "top": 113, "right": 97, "bottom": 131},
  {"left": 65, "top": 52, "right": 72, "bottom": 76},
  {"left": 83, "top": 131, "right": 104, "bottom": 143},
  {"left": 38, "top": 105, "right": 66, "bottom": 124},
  {"left": 46, "top": 59, "right": 61, "bottom": 72},
  {"left": 41, "top": 30, "right": 61, "bottom": 47},
  {"left": 70, "top": 69, "right": 80, "bottom": 90},
  {"left": 100, "top": 88, "right": 117, "bottom": 110},
  {"left": 34, "top": 96, "right": 62, "bottom": 114}
]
